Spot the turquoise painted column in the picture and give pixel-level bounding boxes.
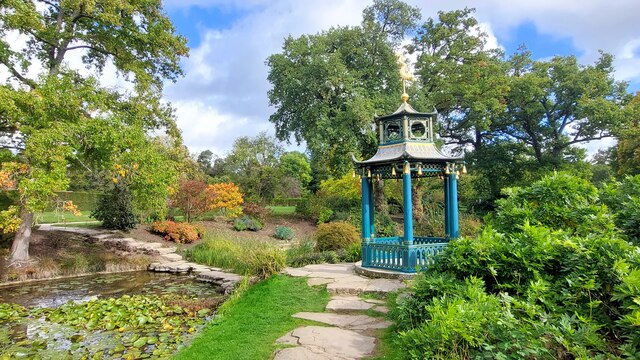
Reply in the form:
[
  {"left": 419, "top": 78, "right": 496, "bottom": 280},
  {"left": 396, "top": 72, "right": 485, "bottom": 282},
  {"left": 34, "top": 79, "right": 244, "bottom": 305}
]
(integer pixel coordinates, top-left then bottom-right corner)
[
  {"left": 444, "top": 174, "right": 450, "bottom": 237},
  {"left": 368, "top": 177, "right": 375, "bottom": 237},
  {"left": 449, "top": 172, "right": 459, "bottom": 238},
  {"left": 402, "top": 163, "right": 413, "bottom": 244},
  {"left": 361, "top": 174, "right": 371, "bottom": 240}
]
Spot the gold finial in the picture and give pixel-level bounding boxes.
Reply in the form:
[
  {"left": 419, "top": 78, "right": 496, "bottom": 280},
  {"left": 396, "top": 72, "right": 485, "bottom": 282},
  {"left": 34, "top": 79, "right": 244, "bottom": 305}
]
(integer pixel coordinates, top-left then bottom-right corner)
[{"left": 396, "top": 52, "right": 415, "bottom": 103}]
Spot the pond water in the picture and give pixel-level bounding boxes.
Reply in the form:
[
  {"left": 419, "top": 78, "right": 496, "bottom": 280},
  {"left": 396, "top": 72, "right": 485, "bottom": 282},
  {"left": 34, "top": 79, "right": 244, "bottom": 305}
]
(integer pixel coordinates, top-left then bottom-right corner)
[
  {"left": 0, "top": 272, "right": 225, "bottom": 359},
  {"left": 0, "top": 271, "right": 223, "bottom": 308}
]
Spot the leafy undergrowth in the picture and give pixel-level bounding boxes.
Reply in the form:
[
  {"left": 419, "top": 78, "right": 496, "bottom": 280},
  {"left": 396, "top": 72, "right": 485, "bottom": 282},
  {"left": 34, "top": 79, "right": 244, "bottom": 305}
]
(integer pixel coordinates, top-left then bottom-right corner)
[
  {"left": 173, "top": 275, "right": 330, "bottom": 360},
  {"left": 0, "top": 294, "right": 223, "bottom": 359}
]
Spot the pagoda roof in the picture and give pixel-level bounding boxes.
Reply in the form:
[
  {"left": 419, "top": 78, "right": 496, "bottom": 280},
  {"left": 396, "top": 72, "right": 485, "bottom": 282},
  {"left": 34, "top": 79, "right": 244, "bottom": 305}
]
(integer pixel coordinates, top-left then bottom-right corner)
[
  {"left": 376, "top": 102, "right": 436, "bottom": 122},
  {"left": 353, "top": 141, "right": 460, "bottom": 167}
]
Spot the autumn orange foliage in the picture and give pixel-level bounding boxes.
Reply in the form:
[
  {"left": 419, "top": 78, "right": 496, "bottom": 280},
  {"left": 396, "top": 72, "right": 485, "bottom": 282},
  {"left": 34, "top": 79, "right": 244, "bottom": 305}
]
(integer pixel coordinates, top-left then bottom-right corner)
[{"left": 206, "top": 182, "right": 244, "bottom": 218}]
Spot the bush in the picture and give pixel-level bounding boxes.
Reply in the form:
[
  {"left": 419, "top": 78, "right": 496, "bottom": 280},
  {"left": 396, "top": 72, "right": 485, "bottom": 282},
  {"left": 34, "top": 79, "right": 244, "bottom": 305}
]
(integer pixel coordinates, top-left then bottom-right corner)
[
  {"left": 274, "top": 226, "right": 294, "bottom": 240},
  {"left": 150, "top": 220, "right": 203, "bottom": 244},
  {"left": 491, "top": 172, "right": 615, "bottom": 236},
  {"left": 601, "top": 175, "right": 640, "bottom": 244},
  {"left": 314, "top": 221, "right": 359, "bottom": 252},
  {"left": 233, "top": 216, "right": 264, "bottom": 232},
  {"left": 92, "top": 182, "right": 138, "bottom": 231},
  {"left": 242, "top": 202, "right": 271, "bottom": 222},
  {"left": 185, "top": 238, "right": 286, "bottom": 279}
]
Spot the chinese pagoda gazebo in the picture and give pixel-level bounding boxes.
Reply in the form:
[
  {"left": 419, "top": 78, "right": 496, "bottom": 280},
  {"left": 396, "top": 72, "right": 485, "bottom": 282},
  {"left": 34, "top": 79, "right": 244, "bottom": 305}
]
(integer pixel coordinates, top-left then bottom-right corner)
[{"left": 353, "top": 95, "right": 465, "bottom": 273}]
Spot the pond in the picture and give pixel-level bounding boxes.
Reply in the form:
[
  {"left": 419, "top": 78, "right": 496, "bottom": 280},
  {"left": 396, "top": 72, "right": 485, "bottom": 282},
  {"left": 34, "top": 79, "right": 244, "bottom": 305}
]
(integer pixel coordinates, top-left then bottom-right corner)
[{"left": 0, "top": 271, "right": 225, "bottom": 359}]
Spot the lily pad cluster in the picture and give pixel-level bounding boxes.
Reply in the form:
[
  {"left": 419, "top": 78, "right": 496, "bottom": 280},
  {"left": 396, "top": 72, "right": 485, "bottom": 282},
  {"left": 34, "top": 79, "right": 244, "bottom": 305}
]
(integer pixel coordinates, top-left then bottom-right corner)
[{"left": 0, "top": 294, "right": 222, "bottom": 359}]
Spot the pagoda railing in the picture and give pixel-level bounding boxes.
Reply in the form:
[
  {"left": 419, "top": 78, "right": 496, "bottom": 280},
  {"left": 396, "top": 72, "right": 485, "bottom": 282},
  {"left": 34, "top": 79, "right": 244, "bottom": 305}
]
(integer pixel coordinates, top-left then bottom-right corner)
[{"left": 362, "top": 236, "right": 450, "bottom": 273}]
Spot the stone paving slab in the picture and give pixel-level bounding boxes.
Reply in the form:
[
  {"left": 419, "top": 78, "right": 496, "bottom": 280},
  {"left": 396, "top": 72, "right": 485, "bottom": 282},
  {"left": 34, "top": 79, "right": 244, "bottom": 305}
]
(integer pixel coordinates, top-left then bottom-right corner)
[
  {"left": 326, "top": 298, "right": 375, "bottom": 311},
  {"left": 276, "top": 326, "right": 376, "bottom": 359},
  {"left": 293, "top": 312, "right": 391, "bottom": 330}
]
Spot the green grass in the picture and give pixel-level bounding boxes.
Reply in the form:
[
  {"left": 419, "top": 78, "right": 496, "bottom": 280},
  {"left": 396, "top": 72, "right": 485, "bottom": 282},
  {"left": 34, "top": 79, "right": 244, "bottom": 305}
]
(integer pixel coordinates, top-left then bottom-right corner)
[
  {"left": 36, "top": 211, "right": 96, "bottom": 224},
  {"left": 267, "top": 206, "right": 296, "bottom": 216},
  {"left": 173, "top": 275, "right": 330, "bottom": 360}
]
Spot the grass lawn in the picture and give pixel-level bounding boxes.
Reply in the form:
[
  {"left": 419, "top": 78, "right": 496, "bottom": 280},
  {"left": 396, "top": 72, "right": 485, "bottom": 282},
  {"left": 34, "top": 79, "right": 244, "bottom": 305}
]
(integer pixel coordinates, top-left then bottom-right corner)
[
  {"left": 173, "top": 275, "right": 330, "bottom": 360},
  {"left": 267, "top": 206, "right": 296, "bottom": 216},
  {"left": 36, "top": 211, "right": 96, "bottom": 224}
]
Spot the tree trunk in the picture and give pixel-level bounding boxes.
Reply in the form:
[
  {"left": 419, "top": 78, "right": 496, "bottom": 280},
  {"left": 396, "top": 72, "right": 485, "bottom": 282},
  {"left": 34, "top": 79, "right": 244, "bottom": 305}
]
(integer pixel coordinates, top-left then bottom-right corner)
[
  {"left": 373, "top": 178, "right": 388, "bottom": 215},
  {"left": 412, "top": 182, "right": 425, "bottom": 223},
  {"left": 9, "top": 210, "right": 34, "bottom": 264}
]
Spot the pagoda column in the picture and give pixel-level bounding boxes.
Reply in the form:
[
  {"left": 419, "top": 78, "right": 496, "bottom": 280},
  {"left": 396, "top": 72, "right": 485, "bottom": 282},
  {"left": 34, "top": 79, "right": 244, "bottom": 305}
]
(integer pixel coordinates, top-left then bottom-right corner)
[{"left": 402, "top": 162, "right": 413, "bottom": 244}]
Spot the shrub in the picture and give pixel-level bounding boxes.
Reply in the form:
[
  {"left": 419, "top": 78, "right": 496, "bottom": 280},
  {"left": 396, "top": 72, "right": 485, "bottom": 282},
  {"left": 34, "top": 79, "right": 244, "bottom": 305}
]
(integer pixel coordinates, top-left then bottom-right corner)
[
  {"left": 185, "top": 238, "right": 286, "bottom": 279},
  {"left": 233, "top": 216, "right": 264, "bottom": 232},
  {"left": 601, "top": 175, "right": 640, "bottom": 244},
  {"left": 242, "top": 202, "right": 271, "bottom": 222},
  {"left": 170, "top": 179, "right": 209, "bottom": 222},
  {"left": 207, "top": 182, "right": 244, "bottom": 218},
  {"left": 314, "top": 221, "right": 359, "bottom": 252},
  {"left": 491, "top": 172, "right": 614, "bottom": 236},
  {"left": 150, "top": 220, "right": 202, "bottom": 244},
  {"left": 92, "top": 182, "right": 138, "bottom": 231},
  {"left": 274, "top": 226, "right": 294, "bottom": 240}
]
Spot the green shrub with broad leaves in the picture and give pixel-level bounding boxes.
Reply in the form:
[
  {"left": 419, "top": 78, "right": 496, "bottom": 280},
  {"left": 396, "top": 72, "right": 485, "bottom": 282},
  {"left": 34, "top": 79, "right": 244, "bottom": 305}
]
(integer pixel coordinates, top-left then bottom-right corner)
[
  {"left": 314, "top": 221, "right": 359, "bottom": 252},
  {"left": 391, "top": 172, "right": 640, "bottom": 359},
  {"left": 274, "top": 226, "right": 294, "bottom": 240},
  {"left": 601, "top": 174, "right": 640, "bottom": 244}
]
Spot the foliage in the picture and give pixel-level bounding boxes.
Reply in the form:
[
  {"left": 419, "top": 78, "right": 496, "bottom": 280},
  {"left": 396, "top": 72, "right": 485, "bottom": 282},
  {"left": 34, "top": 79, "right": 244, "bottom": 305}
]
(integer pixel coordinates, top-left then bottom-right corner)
[
  {"left": 171, "top": 179, "right": 209, "bottom": 222},
  {"left": 173, "top": 276, "right": 329, "bottom": 360},
  {"left": 0, "top": 294, "right": 217, "bottom": 359},
  {"left": 274, "top": 226, "right": 295, "bottom": 240},
  {"left": 0, "top": 0, "right": 188, "bottom": 262},
  {"left": 286, "top": 240, "right": 361, "bottom": 268},
  {"left": 150, "top": 221, "right": 203, "bottom": 244},
  {"left": 391, "top": 171, "right": 640, "bottom": 358},
  {"left": 207, "top": 183, "right": 244, "bottom": 218},
  {"left": 92, "top": 181, "right": 138, "bottom": 231},
  {"left": 267, "top": 1, "right": 420, "bottom": 175},
  {"left": 601, "top": 175, "right": 640, "bottom": 244},
  {"left": 314, "top": 221, "right": 360, "bottom": 252},
  {"left": 491, "top": 172, "right": 614, "bottom": 236},
  {"left": 185, "top": 238, "right": 286, "bottom": 279},
  {"left": 233, "top": 216, "right": 264, "bottom": 232},
  {"left": 242, "top": 202, "right": 271, "bottom": 222}
]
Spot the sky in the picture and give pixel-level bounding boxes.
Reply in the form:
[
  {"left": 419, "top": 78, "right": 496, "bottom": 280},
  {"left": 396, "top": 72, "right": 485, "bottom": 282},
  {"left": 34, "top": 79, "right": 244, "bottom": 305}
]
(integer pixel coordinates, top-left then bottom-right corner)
[{"left": 4, "top": 1, "right": 639, "bottom": 157}]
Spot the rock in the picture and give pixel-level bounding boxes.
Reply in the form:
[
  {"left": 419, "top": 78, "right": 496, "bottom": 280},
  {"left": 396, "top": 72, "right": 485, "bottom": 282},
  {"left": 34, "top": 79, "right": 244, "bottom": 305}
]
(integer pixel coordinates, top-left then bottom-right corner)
[
  {"left": 292, "top": 312, "right": 391, "bottom": 330},
  {"left": 307, "top": 278, "right": 334, "bottom": 287},
  {"left": 373, "top": 306, "right": 389, "bottom": 314},
  {"left": 277, "top": 326, "right": 376, "bottom": 359},
  {"left": 273, "top": 347, "right": 344, "bottom": 360},
  {"left": 326, "top": 298, "right": 375, "bottom": 312}
]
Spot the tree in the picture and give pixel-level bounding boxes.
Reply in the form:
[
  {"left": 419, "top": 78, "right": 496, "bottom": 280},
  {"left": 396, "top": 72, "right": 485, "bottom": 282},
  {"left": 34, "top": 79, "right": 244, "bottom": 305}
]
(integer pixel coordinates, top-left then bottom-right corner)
[
  {"left": 0, "top": 0, "right": 188, "bottom": 263},
  {"left": 503, "top": 50, "right": 631, "bottom": 167},
  {"left": 171, "top": 179, "right": 208, "bottom": 222},
  {"left": 267, "top": 0, "right": 420, "bottom": 176},
  {"left": 225, "top": 132, "right": 284, "bottom": 202},
  {"left": 278, "top": 151, "right": 312, "bottom": 188}
]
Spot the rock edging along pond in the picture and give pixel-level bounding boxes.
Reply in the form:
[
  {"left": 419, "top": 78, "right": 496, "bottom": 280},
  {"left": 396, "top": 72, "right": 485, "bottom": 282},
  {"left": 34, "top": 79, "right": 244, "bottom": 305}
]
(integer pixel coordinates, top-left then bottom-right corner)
[{"left": 38, "top": 224, "right": 245, "bottom": 293}]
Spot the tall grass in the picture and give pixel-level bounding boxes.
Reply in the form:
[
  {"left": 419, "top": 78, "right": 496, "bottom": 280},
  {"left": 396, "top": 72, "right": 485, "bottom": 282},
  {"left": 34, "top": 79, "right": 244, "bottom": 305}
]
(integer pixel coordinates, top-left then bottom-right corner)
[{"left": 185, "top": 237, "right": 286, "bottom": 279}]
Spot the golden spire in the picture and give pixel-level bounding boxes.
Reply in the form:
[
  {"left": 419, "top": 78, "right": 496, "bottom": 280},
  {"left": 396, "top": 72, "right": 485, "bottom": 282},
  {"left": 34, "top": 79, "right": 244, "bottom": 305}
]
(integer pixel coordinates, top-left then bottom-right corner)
[{"left": 396, "top": 52, "right": 415, "bottom": 103}]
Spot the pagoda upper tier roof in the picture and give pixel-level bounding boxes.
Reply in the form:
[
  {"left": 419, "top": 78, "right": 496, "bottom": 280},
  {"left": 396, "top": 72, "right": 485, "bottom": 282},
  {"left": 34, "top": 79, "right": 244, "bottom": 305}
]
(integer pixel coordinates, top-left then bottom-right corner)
[{"left": 353, "top": 141, "right": 460, "bottom": 167}]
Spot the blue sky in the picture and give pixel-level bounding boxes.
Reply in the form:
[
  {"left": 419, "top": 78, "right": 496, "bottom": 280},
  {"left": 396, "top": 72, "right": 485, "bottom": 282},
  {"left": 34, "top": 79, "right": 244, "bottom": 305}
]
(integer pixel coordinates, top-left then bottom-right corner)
[{"left": 158, "top": 0, "right": 640, "bottom": 156}]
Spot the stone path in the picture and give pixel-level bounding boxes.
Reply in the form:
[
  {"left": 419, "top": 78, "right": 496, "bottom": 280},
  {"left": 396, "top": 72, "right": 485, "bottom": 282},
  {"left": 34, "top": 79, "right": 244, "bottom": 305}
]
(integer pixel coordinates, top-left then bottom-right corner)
[
  {"left": 39, "top": 224, "right": 242, "bottom": 293},
  {"left": 274, "top": 263, "right": 405, "bottom": 359},
  {"left": 284, "top": 263, "right": 405, "bottom": 295}
]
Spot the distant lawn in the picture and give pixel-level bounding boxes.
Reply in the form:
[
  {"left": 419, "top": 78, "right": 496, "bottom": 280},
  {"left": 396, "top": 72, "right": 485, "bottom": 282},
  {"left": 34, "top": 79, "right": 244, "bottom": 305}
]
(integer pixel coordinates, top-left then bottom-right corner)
[
  {"left": 267, "top": 206, "right": 296, "bottom": 216},
  {"left": 36, "top": 211, "right": 96, "bottom": 224},
  {"left": 173, "top": 275, "right": 330, "bottom": 360}
]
